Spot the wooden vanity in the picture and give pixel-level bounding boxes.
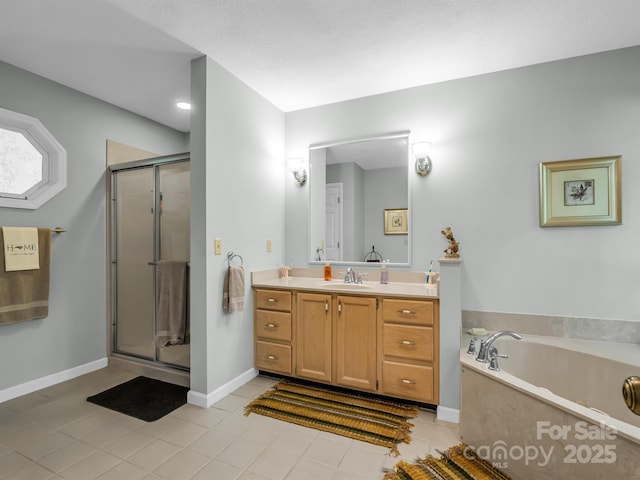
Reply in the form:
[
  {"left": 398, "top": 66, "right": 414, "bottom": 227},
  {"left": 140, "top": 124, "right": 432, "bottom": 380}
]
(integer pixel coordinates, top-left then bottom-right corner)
[{"left": 252, "top": 276, "right": 439, "bottom": 405}]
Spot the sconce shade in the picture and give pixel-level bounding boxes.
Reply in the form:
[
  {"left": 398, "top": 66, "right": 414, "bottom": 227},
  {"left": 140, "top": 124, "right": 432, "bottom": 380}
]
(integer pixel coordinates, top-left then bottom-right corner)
[
  {"left": 413, "top": 142, "right": 432, "bottom": 176},
  {"left": 288, "top": 157, "right": 307, "bottom": 185}
]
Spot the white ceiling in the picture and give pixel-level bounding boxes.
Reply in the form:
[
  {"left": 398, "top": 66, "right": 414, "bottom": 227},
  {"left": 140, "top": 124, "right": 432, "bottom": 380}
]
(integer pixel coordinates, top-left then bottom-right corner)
[{"left": 1, "top": 0, "right": 639, "bottom": 133}]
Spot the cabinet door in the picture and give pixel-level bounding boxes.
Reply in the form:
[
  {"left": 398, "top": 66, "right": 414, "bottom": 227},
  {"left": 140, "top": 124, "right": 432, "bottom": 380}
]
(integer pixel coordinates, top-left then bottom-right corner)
[
  {"left": 296, "top": 292, "right": 332, "bottom": 382},
  {"left": 335, "top": 295, "right": 377, "bottom": 391}
]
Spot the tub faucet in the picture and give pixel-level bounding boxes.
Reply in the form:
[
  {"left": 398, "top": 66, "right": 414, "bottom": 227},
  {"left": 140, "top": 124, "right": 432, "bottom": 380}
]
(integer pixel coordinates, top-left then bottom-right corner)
[{"left": 476, "top": 330, "right": 523, "bottom": 363}]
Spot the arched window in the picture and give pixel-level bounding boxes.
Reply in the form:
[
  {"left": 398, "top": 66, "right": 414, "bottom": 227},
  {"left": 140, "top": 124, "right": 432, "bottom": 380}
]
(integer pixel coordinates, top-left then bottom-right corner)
[{"left": 0, "top": 107, "right": 66, "bottom": 209}]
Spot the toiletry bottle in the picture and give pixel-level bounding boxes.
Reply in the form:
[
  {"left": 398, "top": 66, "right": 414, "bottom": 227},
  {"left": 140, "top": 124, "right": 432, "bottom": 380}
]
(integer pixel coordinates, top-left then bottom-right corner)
[
  {"left": 324, "top": 262, "right": 332, "bottom": 281},
  {"left": 380, "top": 260, "right": 388, "bottom": 284}
]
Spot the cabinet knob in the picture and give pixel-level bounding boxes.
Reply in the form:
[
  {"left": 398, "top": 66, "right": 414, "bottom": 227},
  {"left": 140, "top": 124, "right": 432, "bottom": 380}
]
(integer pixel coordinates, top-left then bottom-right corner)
[
  {"left": 398, "top": 378, "right": 416, "bottom": 385},
  {"left": 267, "top": 298, "right": 276, "bottom": 303},
  {"left": 399, "top": 340, "right": 416, "bottom": 346},
  {"left": 266, "top": 354, "right": 278, "bottom": 361},
  {"left": 400, "top": 309, "right": 415, "bottom": 315}
]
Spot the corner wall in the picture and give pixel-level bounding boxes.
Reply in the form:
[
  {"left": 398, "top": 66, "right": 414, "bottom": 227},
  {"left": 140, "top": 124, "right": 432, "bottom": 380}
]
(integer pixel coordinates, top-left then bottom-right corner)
[
  {"left": 189, "top": 56, "right": 285, "bottom": 402},
  {"left": 286, "top": 46, "right": 640, "bottom": 321}
]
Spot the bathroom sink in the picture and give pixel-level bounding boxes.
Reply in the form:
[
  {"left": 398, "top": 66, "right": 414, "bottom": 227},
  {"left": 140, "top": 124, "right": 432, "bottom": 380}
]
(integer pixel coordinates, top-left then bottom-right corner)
[{"left": 318, "top": 281, "right": 373, "bottom": 290}]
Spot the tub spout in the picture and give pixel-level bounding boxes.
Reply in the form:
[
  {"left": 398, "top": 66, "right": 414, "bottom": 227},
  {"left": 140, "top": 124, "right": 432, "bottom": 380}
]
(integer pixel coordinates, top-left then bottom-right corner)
[{"left": 476, "top": 330, "right": 523, "bottom": 363}]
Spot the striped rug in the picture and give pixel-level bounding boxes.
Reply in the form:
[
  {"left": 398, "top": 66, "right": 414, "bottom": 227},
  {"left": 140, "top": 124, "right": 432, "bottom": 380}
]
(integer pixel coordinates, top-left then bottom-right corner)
[
  {"left": 244, "top": 380, "right": 419, "bottom": 455},
  {"left": 383, "top": 444, "right": 513, "bottom": 480}
]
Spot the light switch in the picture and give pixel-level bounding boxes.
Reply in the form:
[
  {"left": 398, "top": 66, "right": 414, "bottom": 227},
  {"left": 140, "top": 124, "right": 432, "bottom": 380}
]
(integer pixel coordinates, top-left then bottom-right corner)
[
  {"left": 266, "top": 239, "right": 272, "bottom": 252},
  {"left": 214, "top": 238, "right": 222, "bottom": 255}
]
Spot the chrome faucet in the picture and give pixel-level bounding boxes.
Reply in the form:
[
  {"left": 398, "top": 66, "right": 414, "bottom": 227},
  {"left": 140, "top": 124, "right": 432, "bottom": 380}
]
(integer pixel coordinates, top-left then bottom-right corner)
[
  {"left": 342, "top": 268, "right": 365, "bottom": 284},
  {"left": 344, "top": 267, "right": 356, "bottom": 284},
  {"left": 476, "top": 330, "right": 522, "bottom": 363}
]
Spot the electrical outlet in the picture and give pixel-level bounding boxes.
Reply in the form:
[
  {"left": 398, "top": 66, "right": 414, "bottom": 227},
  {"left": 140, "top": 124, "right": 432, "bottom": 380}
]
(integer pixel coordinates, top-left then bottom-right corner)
[
  {"left": 266, "top": 239, "right": 272, "bottom": 252},
  {"left": 214, "top": 238, "right": 222, "bottom": 255}
]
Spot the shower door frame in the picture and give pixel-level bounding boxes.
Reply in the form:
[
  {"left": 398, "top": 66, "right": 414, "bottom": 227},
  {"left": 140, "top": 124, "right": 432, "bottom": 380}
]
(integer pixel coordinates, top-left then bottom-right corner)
[{"left": 108, "top": 152, "right": 190, "bottom": 371}]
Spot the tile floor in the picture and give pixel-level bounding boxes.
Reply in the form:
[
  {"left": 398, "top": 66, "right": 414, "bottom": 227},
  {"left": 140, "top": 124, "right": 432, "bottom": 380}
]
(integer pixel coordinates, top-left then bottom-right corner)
[{"left": 0, "top": 368, "right": 460, "bottom": 480}]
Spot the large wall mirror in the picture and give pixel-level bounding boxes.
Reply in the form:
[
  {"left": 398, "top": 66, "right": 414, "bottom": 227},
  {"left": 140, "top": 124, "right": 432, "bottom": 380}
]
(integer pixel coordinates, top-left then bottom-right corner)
[{"left": 308, "top": 131, "right": 410, "bottom": 266}]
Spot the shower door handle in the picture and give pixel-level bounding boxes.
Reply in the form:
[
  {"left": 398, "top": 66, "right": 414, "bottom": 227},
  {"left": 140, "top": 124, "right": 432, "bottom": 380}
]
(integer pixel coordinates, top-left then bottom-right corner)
[{"left": 147, "top": 262, "right": 158, "bottom": 266}]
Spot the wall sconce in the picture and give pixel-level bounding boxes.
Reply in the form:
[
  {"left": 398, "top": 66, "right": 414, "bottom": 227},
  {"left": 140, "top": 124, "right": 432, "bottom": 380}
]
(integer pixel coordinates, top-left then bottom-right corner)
[
  {"left": 413, "top": 141, "right": 432, "bottom": 176},
  {"left": 288, "top": 157, "right": 307, "bottom": 186}
]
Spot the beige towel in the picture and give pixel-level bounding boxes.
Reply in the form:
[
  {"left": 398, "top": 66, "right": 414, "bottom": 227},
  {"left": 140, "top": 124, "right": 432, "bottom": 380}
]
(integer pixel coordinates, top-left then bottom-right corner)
[
  {"left": 155, "top": 261, "right": 189, "bottom": 346},
  {"left": 3, "top": 227, "right": 40, "bottom": 271},
  {"left": 223, "top": 265, "right": 245, "bottom": 313},
  {"left": 0, "top": 228, "right": 51, "bottom": 325}
]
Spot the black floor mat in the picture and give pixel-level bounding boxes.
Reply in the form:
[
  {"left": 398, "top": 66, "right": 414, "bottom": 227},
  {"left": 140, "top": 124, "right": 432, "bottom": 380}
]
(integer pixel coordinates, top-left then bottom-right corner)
[{"left": 87, "top": 376, "right": 188, "bottom": 422}]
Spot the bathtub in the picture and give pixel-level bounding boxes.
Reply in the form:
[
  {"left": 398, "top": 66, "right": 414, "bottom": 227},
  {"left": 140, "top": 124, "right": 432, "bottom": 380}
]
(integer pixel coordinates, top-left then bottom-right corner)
[{"left": 459, "top": 335, "right": 640, "bottom": 479}]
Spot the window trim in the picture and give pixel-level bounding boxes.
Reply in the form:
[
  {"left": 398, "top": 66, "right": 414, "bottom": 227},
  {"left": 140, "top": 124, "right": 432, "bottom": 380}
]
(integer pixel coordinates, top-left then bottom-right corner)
[{"left": 0, "top": 107, "right": 67, "bottom": 209}]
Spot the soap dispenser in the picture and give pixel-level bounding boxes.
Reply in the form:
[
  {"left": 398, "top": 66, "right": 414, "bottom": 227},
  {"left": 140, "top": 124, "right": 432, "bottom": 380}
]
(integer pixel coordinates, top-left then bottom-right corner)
[
  {"left": 380, "top": 260, "right": 389, "bottom": 284},
  {"left": 324, "top": 262, "right": 332, "bottom": 281}
]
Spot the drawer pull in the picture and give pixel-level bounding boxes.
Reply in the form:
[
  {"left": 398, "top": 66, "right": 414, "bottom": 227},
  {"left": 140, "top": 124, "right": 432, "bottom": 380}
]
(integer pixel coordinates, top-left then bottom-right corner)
[
  {"left": 267, "top": 298, "right": 277, "bottom": 303},
  {"left": 266, "top": 354, "right": 278, "bottom": 361},
  {"left": 400, "top": 309, "right": 416, "bottom": 315},
  {"left": 399, "top": 340, "right": 416, "bottom": 346},
  {"left": 398, "top": 378, "right": 416, "bottom": 385},
  {"left": 265, "top": 323, "right": 278, "bottom": 329}
]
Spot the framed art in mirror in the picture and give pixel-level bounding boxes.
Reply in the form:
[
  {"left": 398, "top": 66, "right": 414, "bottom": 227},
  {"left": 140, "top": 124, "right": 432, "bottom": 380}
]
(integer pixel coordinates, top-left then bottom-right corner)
[{"left": 384, "top": 208, "right": 408, "bottom": 235}]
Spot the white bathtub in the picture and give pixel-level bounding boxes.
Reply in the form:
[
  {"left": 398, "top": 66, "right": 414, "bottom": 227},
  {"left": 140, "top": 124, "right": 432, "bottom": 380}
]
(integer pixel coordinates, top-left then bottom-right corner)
[{"left": 459, "top": 334, "right": 640, "bottom": 479}]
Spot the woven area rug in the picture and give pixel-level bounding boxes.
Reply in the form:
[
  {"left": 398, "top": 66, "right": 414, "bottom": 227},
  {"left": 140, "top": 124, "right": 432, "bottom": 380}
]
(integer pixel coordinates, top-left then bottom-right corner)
[
  {"left": 87, "top": 376, "right": 188, "bottom": 422},
  {"left": 383, "top": 443, "right": 513, "bottom": 480},
  {"left": 244, "top": 380, "right": 419, "bottom": 455}
]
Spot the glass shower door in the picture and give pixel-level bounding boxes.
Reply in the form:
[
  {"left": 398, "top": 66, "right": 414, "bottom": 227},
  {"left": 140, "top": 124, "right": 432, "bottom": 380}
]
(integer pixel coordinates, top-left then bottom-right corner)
[
  {"left": 156, "top": 161, "right": 190, "bottom": 367},
  {"left": 114, "top": 167, "right": 155, "bottom": 360},
  {"left": 112, "top": 157, "right": 190, "bottom": 369}
]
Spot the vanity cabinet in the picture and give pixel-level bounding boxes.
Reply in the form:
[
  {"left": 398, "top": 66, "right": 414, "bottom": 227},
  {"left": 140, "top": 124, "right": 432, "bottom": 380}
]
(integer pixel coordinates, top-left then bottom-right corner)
[
  {"left": 296, "top": 292, "right": 332, "bottom": 382},
  {"left": 380, "top": 298, "right": 439, "bottom": 403},
  {"left": 253, "top": 285, "right": 439, "bottom": 405},
  {"left": 335, "top": 295, "right": 377, "bottom": 391},
  {"left": 254, "top": 289, "right": 292, "bottom": 375},
  {"left": 295, "top": 293, "right": 377, "bottom": 391}
]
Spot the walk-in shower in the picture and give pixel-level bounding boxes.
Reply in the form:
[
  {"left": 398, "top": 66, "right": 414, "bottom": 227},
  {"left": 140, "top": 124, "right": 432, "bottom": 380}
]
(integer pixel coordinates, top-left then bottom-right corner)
[{"left": 109, "top": 153, "right": 190, "bottom": 371}]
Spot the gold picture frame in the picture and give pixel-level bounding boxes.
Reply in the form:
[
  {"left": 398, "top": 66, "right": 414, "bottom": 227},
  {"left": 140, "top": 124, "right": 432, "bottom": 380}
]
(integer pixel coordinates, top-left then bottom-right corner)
[
  {"left": 539, "top": 156, "right": 621, "bottom": 227},
  {"left": 384, "top": 208, "right": 408, "bottom": 235}
]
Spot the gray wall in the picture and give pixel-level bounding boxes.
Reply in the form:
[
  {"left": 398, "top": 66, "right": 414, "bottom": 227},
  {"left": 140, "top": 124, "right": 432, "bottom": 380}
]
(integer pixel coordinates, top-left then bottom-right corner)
[
  {"left": 285, "top": 46, "right": 640, "bottom": 322},
  {"left": 326, "top": 161, "right": 363, "bottom": 261},
  {"left": 364, "top": 166, "right": 408, "bottom": 262},
  {"left": 189, "top": 57, "right": 285, "bottom": 398},
  {"left": 0, "top": 61, "right": 187, "bottom": 391}
]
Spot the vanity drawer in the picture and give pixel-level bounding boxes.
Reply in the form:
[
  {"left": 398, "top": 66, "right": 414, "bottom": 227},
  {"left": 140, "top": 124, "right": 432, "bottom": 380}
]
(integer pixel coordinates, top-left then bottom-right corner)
[
  {"left": 255, "top": 310, "right": 291, "bottom": 341},
  {"left": 382, "top": 299, "right": 433, "bottom": 326},
  {"left": 255, "top": 310, "right": 291, "bottom": 342},
  {"left": 255, "top": 289, "right": 292, "bottom": 312},
  {"left": 383, "top": 324, "right": 433, "bottom": 362},
  {"left": 255, "top": 341, "right": 291, "bottom": 374},
  {"left": 382, "top": 361, "right": 434, "bottom": 403}
]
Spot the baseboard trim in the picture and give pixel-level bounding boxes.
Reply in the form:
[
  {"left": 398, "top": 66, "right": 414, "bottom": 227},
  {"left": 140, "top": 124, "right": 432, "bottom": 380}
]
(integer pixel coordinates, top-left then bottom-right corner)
[
  {"left": 437, "top": 405, "right": 460, "bottom": 424},
  {"left": 187, "top": 368, "right": 258, "bottom": 408},
  {"left": 0, "top": 357, "right": 108, "bottom": 403}
]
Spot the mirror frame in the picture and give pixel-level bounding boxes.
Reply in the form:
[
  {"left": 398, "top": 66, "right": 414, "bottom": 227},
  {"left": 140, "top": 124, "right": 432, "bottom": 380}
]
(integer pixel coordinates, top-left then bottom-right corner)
[{"left": 308, "top": 130, "right": 412, "bottom": 268}]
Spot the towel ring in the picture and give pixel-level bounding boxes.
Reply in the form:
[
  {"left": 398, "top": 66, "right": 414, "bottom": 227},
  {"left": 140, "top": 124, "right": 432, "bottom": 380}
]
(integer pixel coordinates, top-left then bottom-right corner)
[{"left": 227, "top": 251, "right": 243, "bottom": 267}]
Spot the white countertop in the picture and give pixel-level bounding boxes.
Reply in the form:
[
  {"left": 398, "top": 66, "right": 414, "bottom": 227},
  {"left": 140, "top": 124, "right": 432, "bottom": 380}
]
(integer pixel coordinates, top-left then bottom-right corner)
[{"left": 251, "top": 273, "right": 439, "bottom": 299}]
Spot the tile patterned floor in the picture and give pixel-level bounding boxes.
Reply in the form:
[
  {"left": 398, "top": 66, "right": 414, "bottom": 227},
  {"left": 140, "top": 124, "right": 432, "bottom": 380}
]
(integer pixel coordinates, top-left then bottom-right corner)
[{"left": 0, "top": 368, "right": 460, "bottom": 479}]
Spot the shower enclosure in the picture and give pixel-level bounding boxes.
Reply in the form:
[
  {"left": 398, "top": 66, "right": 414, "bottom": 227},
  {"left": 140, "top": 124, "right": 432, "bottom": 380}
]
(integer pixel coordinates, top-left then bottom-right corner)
[{"left": 109, "top": 153, "right": 190, "bottom": 370}]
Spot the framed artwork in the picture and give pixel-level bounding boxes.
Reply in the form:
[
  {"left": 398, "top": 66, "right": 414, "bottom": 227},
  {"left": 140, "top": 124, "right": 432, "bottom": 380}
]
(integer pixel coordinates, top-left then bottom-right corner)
[
  {"left": 384, "top": 208, "right": 408, "bottom": 235},
  {"left": 539, "top": 156, "right": 621, "bottom": 227}
]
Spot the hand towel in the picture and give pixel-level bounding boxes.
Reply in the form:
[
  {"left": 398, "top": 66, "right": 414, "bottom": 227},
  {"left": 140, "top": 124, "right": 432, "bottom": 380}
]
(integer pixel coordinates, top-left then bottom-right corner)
[
  {"left": 155, "top": 260, "right": 189, "bottom": 346},
  {"left": 0, "top": 228, "right": 51, "bottom": 324},
  {"left": 223, "top": 265, "right": 245, "bottom": 313},
  {"left": 3, "top": 227, "right": 40, "bottom": 271}
]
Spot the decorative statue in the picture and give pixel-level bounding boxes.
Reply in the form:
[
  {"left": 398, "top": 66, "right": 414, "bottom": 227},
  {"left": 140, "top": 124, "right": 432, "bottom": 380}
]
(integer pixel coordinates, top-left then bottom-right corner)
[{"left": 441, "top": 227, "right": 460, "bottom": 258}]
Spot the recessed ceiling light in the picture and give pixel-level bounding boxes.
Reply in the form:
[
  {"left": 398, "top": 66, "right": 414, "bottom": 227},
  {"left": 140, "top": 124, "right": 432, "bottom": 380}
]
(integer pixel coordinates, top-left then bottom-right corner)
[{"left": 176, "top": 102, "right": 191, "bottom": 110}]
